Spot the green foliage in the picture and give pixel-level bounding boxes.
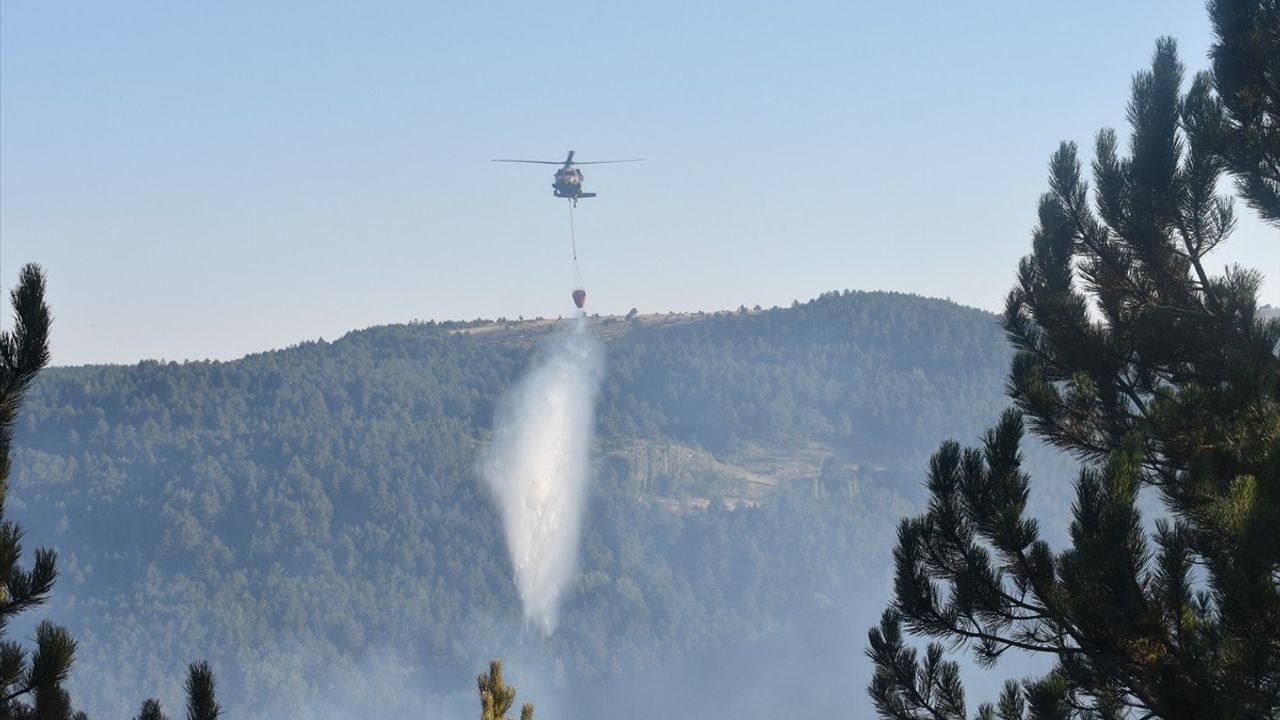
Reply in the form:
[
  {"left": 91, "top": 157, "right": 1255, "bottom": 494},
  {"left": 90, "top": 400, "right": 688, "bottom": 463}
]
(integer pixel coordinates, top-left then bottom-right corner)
[
  {"left": 477, "top": 660, "right": 532, "bottom": 720},
  {"left": 0, "top": 264, "right": 84, "bottom": 720},
  {"left": 133, "top": 699, "right": 168, "bottom": 720},
  {"left": 183, "top": 662, "right": 220, "bottom": 720},
  {"left": 867, "top": 610, "right": 967, "bottom": 719},
  {"left": 1206, "top": 0, "right": 1280, "bottom": 223},
  {"left": 868, "top": 33, "right": 1280, "bottom": 720}
]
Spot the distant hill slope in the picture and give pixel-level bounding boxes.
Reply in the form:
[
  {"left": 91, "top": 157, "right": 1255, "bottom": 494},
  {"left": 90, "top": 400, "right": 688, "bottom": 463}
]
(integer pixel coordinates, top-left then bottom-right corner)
[{"left": 11, "top": 290, "right": 1064, "bottom": 718}]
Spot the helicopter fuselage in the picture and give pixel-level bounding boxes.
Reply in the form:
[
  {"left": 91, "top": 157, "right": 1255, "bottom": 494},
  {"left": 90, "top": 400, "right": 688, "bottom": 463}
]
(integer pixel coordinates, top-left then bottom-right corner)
[
  {"left": 553, "top": 166, "right": 596, "bottom": 201},
  {"left": 492, "top": 151, "right": 640, "bottom": 204}
]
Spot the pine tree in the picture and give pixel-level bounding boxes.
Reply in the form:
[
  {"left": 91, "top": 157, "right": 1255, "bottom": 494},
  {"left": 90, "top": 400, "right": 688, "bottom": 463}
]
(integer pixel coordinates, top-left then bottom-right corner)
[
  {"left": 183, "top": 662, "right": 221, "bottom": 720},
  {"left": 477, "top": 660, "right": 534, "bottom": 720},
  {"left": 133, "top": 699, "right": 168, "bottom": 720},
  {"left": 866, "top": 31, "right": 1279, "bottom": 720},
  {"left": 1206, "top": 0, "right": 1280, "bottom": 223},
  {"left": 0, "top": 264, "right": 86, "bottom": 720},
  {"left": 132, "top": 664, "right": 219, "bottom": 720}
]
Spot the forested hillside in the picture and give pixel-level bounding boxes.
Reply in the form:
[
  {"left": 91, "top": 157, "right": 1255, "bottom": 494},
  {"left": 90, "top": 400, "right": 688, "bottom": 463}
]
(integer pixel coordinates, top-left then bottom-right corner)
[{"left": 10, "top": 290, "right": 1072, "bottom": 718}]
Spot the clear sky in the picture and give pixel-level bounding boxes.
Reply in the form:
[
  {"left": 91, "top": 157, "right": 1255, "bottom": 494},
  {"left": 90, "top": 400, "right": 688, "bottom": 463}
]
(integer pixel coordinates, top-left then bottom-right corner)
[{"left": 2, "top": 1, "right": 1277, "bottom": 366}]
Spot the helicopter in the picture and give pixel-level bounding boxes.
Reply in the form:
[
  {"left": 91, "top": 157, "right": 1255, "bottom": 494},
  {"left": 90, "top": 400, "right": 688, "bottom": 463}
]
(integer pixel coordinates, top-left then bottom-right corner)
[{"left": 491, "top": 150, "right": 644, "bottom": 206}]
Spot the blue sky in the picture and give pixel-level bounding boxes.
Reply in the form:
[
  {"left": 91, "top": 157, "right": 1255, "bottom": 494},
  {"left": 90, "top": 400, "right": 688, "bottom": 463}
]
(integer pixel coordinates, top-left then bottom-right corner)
[{"left": 3, "top": 1, "right": 1276, "bottom": 365}]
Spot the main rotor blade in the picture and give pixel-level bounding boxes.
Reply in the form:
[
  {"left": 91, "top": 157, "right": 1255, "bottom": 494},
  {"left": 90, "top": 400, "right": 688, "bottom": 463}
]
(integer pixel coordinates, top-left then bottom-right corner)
[
  {"left": 491, "top": 159, "right": 566, "bottom": 164},
  {"left": 573, "top": 159, "right": 646, "bottom": 165}
]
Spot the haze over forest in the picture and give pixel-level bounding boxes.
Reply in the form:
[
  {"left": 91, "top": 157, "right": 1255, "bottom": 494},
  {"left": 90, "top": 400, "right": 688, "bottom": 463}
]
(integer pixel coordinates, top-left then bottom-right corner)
[{"left": 14, "top": 292, "right": 1081, "bottom": 717}]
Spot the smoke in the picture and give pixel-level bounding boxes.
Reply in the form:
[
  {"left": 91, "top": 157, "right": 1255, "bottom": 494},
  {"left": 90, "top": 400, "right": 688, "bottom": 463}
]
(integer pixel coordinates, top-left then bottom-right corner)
[{"left": 482, "top": 317, "right": 604, "bottom": 635}]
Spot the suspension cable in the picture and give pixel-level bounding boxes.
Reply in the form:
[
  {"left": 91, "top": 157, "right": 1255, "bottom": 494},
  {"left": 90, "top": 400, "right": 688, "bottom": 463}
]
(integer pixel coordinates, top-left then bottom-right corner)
[{"left": 568, "top": 200, "right": 578, "bottom": 261}]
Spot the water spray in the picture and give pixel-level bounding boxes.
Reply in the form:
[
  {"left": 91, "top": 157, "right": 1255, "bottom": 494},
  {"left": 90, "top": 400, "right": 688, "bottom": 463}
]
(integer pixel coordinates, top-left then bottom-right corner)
[{"left": 481, "top": 317, "right": 604, "bottom": 635}]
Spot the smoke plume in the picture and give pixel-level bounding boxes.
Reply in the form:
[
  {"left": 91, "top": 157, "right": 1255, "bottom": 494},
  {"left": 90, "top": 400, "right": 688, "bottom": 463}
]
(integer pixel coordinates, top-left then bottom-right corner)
[{"left": 482, "top": 317, "right": 604, "bottom": 635}]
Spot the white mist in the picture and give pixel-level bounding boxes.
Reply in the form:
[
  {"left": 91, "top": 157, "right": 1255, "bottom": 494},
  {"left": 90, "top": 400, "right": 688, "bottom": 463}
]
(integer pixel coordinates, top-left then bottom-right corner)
[{"left": 482, "top": 317, "right": 604, "bottom": 635}]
